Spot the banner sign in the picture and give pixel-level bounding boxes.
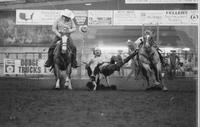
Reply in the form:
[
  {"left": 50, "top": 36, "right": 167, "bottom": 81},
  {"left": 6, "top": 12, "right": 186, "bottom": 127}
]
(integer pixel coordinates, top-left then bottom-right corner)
[
  {"left": 16, "top": 10, "right": 88, "bottom": 25},
  {"left": 73, "top": 11, "right": 88, "bottom": 26},
  {"left": 125, "top": 0, "right": 198, "bottom": 3},
  {"left": 88, "top": 10, "right": 113, "bottom": 26},
  {"left": 16, "top": 10, "right": 198, "bottom": 26},
  {"left": 16, "top": 10, "right": 61, "bottom": 25},
  {"left": 113, "top": 10, "right": 198, "bottom": 26},
  {"left": 4, "top": 59, "right": 51, "bottom": 75}
]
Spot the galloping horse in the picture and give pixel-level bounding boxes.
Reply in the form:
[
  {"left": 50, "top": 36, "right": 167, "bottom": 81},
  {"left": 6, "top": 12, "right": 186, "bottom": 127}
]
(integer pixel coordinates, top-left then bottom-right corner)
[
  {"left": 52, "top": 35, "right": 73, "bottom": 90},
  {"left": 138, "top": 34, "right": 168, "bottom": 91}
]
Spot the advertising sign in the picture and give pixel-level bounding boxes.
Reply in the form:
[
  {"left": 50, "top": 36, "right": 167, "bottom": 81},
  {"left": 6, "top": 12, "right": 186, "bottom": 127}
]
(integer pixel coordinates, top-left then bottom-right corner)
[
  {"left": 113, "top": 10, "right": 198, "bottom": 26},
  {"left": 73, "top": 10, "right": 88, "bottom": 26},
  {"left": 125, "top": 0, "right": 198, "bottom": 3},
  {"left": 88, "top": 10, "right": 113, "bottom": 26},
  {"left": 4, "top": 59, "right": 51, "bottom": 75},
  {"left": 16, "top": 9, "right": 198, "bottom": 26},
  {"left": 16, "top": 10, "right": 88, "bottom": 25},
  {"left": 16, "top": 10, "right": 61, "bottom": 25}
]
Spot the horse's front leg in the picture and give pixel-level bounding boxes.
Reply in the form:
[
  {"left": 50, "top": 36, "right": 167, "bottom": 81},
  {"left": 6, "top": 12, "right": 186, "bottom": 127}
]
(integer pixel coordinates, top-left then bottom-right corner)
[
  {"left": 141, "top": 64, "right": 151, "bottom": 89},
  {"left": 65, "top": 76, "right": 72, "bottom": 90},
  {"left": 155, "top": 63, "right": 168, "bottom": 91},
  {"left": 65, "top": 64, "right": 72, "bottom": 90},
  {"left": 54, "top": 64, "right": 60, "bottom": 89}
]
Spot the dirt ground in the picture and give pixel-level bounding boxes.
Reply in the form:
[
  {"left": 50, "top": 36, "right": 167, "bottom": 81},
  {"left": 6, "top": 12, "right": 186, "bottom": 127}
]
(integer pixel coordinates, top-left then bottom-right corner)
[{"left": 0, "top": 77, "right": 197, "bottom": 127}]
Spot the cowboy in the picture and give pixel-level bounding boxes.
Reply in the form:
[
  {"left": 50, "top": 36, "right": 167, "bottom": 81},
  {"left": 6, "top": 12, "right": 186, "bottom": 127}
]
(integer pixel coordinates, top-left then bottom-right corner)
[
  {"left": 45, "top": 9, "right": 78, "bottom": 68},
  {"left": 86, "top": 47, "right": 105, "bottom": 75},
  {"left": 86, "top": 47, "right": 123, "bottom": 79},
  {"left": 169, "top": 50, "right": 180, "bottom": 79},
  {"left": 127, "top": 39, "right": 136, "bottom": 55}
]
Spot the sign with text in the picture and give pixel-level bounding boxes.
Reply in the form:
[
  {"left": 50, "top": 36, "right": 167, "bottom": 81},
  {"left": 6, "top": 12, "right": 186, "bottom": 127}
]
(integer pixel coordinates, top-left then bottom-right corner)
[
  {"left": 113, "top": 10, "right": 198, "bottom": 26},
  {"left": 125, "top": 0, "right": 198, "bottom": 3},
  {"left": 16, "top": 10, "right": 61, "bottom": 25},
  {"left": 88, "top": 10, "right": 113, "bottom": 26},
  {"left": 4, "top": 59, "right": 51, "bottom": 75},
  {"left": 73, "top": 10, "right": 88, "bottom": 26},
  {"left": 16, "top": 10, "right": 88, "bottom": 25},
  {"left": 16, "top": 9, "right": 198, "bottom": 26}
]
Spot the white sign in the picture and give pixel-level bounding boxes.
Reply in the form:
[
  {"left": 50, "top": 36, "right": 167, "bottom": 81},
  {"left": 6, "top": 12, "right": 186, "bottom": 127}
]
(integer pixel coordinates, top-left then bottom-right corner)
[
  {"left": 73, "top": 10, "right": 88, "bottom": 26},
  {"left": 4, "top": 59, "right": 51, "bottom": 74},
  {"left": 113, "top": 10, "right": 198, "bottom": 26},
  {"left": 88, "top": 10, "right": 113, "bottom": 26},
  {"left": 16, "top": 10, "right": 88, "bottom": 25},
  {"left": 125, "top": 0, "right": 198, "bottom": 3},
  {"left": 16, "top": 9, "right": 198, "bottom": 26},
  {"left": 16, "top": 10, "right": 61, "bottom": 25}
]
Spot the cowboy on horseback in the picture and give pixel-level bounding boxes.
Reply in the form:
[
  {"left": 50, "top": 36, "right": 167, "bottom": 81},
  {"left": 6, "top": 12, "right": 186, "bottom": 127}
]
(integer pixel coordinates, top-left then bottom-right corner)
[
  {"left": 128, "top": 29, "right": 164, "bottom": 65},
  {"left": 45, "top": 9, "right": 78, "bottom": 68}
]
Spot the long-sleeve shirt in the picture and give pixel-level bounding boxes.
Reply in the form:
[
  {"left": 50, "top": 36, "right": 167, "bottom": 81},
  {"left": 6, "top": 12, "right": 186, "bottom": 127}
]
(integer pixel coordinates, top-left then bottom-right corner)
[{"left": 52, "top": 17, "right": 76, "bottom": 37}]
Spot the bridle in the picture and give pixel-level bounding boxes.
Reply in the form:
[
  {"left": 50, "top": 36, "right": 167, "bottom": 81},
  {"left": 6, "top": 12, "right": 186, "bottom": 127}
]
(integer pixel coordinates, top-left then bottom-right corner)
[{"left": 61, "top": 35, "right": 69, "bottom": 54}]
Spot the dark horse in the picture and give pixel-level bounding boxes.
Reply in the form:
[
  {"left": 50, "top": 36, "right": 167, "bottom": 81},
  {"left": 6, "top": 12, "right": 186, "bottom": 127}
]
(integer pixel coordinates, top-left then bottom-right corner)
[
  {"left": 138, "top": 34, "right": 168, "bottom": 91},
  {"left": 52, "top": 35, "right": 73, "bottom": 89}
]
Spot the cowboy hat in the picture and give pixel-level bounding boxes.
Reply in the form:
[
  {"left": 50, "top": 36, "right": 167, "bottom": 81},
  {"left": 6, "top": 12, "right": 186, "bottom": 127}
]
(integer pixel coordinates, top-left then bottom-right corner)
[{"left": 60, "top": 9, "right": 75, "bottom": 19}]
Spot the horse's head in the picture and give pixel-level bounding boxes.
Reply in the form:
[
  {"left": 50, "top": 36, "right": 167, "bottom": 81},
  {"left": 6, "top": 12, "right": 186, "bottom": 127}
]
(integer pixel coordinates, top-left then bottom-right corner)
[
  {"left": 61, "top": 35, "right": 68, "bottom": 54},
  {"left": 143, "top": 33, "right": 154, "bottom": 51}
]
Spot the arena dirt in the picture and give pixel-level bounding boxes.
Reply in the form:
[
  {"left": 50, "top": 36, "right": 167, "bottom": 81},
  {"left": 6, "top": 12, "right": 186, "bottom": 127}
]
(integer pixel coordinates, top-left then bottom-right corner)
[{"left": 0, "top": 78, "right": 197, "bottom": 127}]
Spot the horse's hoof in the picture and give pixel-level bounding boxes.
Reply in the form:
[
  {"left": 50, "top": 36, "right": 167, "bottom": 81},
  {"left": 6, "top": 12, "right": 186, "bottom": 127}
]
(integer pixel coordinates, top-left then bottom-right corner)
[
  {"left": 154, "top": 82, "right": 160, "bottom": 86},
  {"left": 111, "top": 85, "right": 117, "bottom": 90},
  {"left": 65, "top": 87, "right": 72, "bottom": 90},
  {"left": 162, "top": 87, "right": 168, "bottom": 92},
  {"left": 135, "top": 77, "right": 139, "bottom": 80},
  {"left": 145, "top": 87, "right": 153, "bottom": 91},
  {"left": 53, "top": 87, "right": 60, "bottom": 90},
  {"left": 146, "top": 85, "right": 162, "bottom": 91}
]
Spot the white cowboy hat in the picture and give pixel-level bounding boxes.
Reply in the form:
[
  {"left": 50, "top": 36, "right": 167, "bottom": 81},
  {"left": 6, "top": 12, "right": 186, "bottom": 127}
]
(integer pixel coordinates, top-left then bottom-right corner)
[{"left": 60, "top": 9, "right": 75, "bottom": 19}]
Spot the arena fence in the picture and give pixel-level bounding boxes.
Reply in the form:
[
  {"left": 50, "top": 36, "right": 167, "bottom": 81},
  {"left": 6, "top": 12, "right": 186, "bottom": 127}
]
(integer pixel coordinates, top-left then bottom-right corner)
[{"left": 0, "top": 52, "right": 197, "bottom": 79}]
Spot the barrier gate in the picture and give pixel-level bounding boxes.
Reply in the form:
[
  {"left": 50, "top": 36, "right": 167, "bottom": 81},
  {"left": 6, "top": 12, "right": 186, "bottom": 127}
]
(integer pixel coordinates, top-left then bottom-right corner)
[{"left": 0, "top": 51, "right": 197, "bottom": 79}]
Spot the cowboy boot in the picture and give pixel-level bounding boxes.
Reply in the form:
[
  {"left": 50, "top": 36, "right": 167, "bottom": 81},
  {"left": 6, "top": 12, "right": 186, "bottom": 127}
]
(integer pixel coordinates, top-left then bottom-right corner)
[{"left": 45, "top": 48, "right": 54, "bottom": 67}]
